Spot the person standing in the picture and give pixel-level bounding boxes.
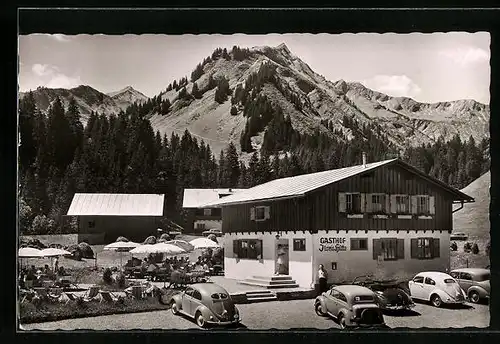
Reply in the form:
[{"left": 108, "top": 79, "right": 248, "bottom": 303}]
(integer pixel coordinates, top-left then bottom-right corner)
[
  {"left": 318, "top": 264, "right": 328, "bottom": 294},
  {"left": 275, "top": 244, "right": 286, "bottom": 275}
]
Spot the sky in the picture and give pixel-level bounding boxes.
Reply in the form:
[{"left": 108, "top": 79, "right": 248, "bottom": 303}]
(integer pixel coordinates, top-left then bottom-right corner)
[{"left": 18, "top": 32, "right": 491, "bottom": 104}]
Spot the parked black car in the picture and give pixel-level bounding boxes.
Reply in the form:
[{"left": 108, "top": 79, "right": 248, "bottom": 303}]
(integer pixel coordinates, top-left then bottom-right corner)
[{"left": 352, "top": 275, "right": 415, "bottom": 311}]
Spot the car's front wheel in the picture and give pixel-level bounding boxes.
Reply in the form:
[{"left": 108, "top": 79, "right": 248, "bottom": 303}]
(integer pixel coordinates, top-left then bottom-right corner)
[
  {"left": 431, "top": 294, "right": 442, "bottom": 308},
  {"left": 196, "top": 312, "right": 206, "bottom": 328},
  {"left": 171, "top": 301, "right": 179, "bottom": 315},
  {"left": 469, "top": 291, "right": 480, "bottom": 304},
  {"left": 315, "top": 302, "right": 327, "bottom": 317},
  {"left": 337, "top": 313, "right": 347, "bottom": 330}
]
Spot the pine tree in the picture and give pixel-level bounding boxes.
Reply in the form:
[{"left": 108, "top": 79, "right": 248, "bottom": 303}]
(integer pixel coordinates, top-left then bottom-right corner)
[
  {"left": 190, "top": 63, "right": 204, "bottom": 82},
  {"left": 214, "top": 76, "right": 231, "bottom": 103},
  {"left": 191, "top": 82, "right": 202, "bottom": 99},
  {"left": 18, "top": 92, "right": 38, "bottom": 171}
]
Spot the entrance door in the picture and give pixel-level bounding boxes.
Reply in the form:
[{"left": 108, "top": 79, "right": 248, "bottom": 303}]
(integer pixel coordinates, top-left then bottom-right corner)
[{"left": 275, "top": 238, "right": 289, "bottom": 275}]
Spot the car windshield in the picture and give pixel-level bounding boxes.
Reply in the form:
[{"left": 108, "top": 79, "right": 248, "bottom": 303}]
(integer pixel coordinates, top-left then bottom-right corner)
[
  {"left": 444, "top": 279, "right": 456, "bottom": 284},
  {"left": 474, "top": 273, "right": 490, "bottom": 282},
  {"left": 211, "top": 293, "right": 228, "bottom": 300},
  {"left": 352, "top": 295, "right": 374, "bottom": 304}
]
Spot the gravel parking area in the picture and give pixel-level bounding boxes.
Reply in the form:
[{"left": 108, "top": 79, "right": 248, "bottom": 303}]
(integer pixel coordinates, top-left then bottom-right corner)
[{"left": 21, "top": 298, "right": 489, "bottom": 331}]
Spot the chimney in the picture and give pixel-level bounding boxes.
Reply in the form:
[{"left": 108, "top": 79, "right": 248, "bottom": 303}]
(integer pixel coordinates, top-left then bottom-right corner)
[{"left": 362, "top": 152, "right": 367, "bottom": 168}]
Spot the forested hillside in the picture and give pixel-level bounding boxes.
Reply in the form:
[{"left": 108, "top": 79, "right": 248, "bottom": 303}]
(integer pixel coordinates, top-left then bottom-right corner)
[{"left": 18, "top": 88, "right": 490, "bottom": 235}]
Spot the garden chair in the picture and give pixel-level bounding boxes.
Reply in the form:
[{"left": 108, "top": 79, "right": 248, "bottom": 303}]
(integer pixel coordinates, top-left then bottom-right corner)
[
  {"left": 125, "top": 285, "right": 144, "bottom": 300},
  {"left": 99, "top": 290, "right": 119, "bottom": 303},
  {"left": 33, "top": 287, "right": 61, "bottom": 302},
  {"left": 61, "top": 292, "right": 79, "bottom": 304},
  {"left": 83, "top": 285, "right": 101, "bottom": 302}
]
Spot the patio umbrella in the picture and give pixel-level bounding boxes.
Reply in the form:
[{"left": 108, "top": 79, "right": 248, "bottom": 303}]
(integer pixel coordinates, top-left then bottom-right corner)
[
  {"left": 189, "top": 237, "right": 221, "bottom": 250},
  {"left": 18, "top": 247, "right": 43, "bottom": 270},
  {"left": 165, "top": 240, "right": 195, "bottom": 253},
  {"left": 18, "top": 247, "right": 43, "bottom": 258},
  {"left": 104, "top": 241, "right": 141, "bottom": 267},
  {"left": 152, "top": 243, "right": 186, "bottom": 255},
  {"left": 129, "top": 244, "right": 157, "bottom": 255},
  {"left": 40, "top": 248, "right": 72, "bottom": 257}
]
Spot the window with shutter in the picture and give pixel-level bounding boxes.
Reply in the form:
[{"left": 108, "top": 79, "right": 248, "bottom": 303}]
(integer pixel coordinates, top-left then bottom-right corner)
[
  {"left": 411, "top": 196, "right": 418, "bottom": 214},
  {"left": 396, "top": 195, "right": 410, "bottom": 214},
  {"left": 365, "top": 193, "right": 373, "bottom": 213},
  {"left": 264, "top": 206, "right": 270, "bottom": 220},
  {"left": 397, "top": 239, "right": 405, "bottom": 259},
  {"left": 390, "top": 195, "right": 398, "bottom": 213},
  {"left": 429, "top": 196, "right": 436, "bottom": 215},
  {"left": 432, "top": 238, "right": 440, "bottom": 258},
  {"left": 360, "top": 193, "right": 366, "bottom": 213},
  {"left": 410, "top": 239, "right": 418, "bottom": 258},
  {"left": 250, "top": 207, "right": 255, "bottom": 221},
  {"left": 372, "top": 239, "right": 381, "bottom": 260},
  {"left": 255, "top": 206, "right": 266, "bottom": 221},
  {"left": 338, "top": 193, "right": 346, "bottom": 213},
  {"left": 380, "top": 238, "right": 398, "bottom": 260},
  {"left": 385, "top": 195, "right": 391, "bottom": 214},
  {"left": 233, "top": 240, "right": 239, "bottom": 258}
]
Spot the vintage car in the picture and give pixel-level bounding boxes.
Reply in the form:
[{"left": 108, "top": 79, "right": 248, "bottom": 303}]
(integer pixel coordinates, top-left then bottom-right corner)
[
  {"left": 450, "top": 268, "right": 490, "bottom": 303},
  {"left": 169, "top": 283, "right": 240, "bottom": 328},
  {"left": 314, "top": 285, "right": 386, "bottom": 329},
  {"left": 352, "top": 275, "right": 415, "bottom": 311},
  {"left": 408, "top": 272, "right": 467, "bottom": 307}
]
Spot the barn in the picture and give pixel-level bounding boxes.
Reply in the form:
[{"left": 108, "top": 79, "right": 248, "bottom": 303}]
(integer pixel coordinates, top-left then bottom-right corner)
[
  {"left": 66, "top": 193, "right": 166, "bottom": 244},
  {"left": 182, "top": 188, "right": 244, "bottom": 235},
  {"left": 201, "top": 156, "right": 474, "bottom": 290}
]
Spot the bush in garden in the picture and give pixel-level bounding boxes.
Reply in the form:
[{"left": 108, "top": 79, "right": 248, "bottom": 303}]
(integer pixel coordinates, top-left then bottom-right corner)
[
  {"left": 472, "top": 243, "right": 479, "bottom": 254},
  {"left": 116, "top": 236, "right": 129, "bottom": 242},
  {"left": 450, "top": 242, "right": 458, "bottom": 251},
  {"left": 103, "top": 268, "right": 113, "bottom": 284},
  {"left": 116, "top": 272, "right": 126, "bottom": 288},
  {"left": 464, "top": 242, "right": 473, "bottom": 253}
]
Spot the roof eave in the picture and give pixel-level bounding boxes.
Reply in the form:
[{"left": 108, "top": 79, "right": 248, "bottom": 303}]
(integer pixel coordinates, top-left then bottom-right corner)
[
  {"left": 198, "top": 194, "right": 306, "bottom": 208},
  {"left": 393, "top": 160, "right": 475, "bottom": 202}
]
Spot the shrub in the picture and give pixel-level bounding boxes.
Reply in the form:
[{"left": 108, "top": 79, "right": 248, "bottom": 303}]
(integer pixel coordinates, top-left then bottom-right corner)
[
  {"left": 464, "top": 242, "right": 473, "bottom": 253},
  {"left": 103, "top": 268, "right": 113, "bottom": 284},
  {"left": 116, "top": 236, "right": 129, "bottom": 242},
  {"left": 143, "top": 236, "right": 157, "bottom": 245},
  {"left": 450, "top": 242, "right": 458, "bottom": 251},
  {"left": 230, "top": 105, "right": 238, "bottom": 116},
  {"left": 77, "top": 242, "right": 95, "bottom": 259},
  {"left": 116, "top": 272, "right": 126, "bottom": 288},
  {"left": 472, "top": 243, "right": 479, "bottom": 254}
]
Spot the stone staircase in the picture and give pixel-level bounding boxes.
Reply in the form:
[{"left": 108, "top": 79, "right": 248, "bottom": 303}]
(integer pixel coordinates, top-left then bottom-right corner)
[
  {"left": 238, "top": 275, "right": 300, "bottom": 289},
  {"left": 245, "top": 290, "right": 278, "bottom": 303}
]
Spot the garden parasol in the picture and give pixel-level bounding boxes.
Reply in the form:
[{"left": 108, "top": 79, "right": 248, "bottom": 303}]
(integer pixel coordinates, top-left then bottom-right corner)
[
  {"left": 40, "top": 248, "right": 72, "bottom": 257},
  {"left": 18, "top": 247, "right": 43, "bottom": 269},
  {"left": 104, "top": 241, "right": 141, "bottom": 267},
  {"left": 165, "top": 240, "right": 194, "bottom": 253},
  {"left": 189, "top": 237, "right": 220, "bottom": 250}
]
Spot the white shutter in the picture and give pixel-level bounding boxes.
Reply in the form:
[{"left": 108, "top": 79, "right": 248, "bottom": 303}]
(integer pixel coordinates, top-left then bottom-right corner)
[
  {"left": 338, "top": 193, "right": 346, "bottom": 213},
  {"left": 250, "top": 207, "right": 255, "bottom": 221},
  {"left": 385, "top": 194, "right": 390, "bottom": 213},
  {"left": 264, "top": 206, "right": 271, "bottom": 219},
  {"left": 365, "top": 193, "right": 373, "bottom": 213},
  {"left": 411, "top": 196, "right": 418, "bottom": 214},
  {"left": 390, "top": 195, "right": 397, "bottom": 213},
  {"left": 360, "top": 193, "right": 366, "bottom": 213},
  {"left": 429, "top": 196, "right": 435, "bottom": 215}
]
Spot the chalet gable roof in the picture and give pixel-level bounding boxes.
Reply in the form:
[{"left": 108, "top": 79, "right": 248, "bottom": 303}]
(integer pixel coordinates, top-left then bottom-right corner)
[
  {"left": 200, "top": 159, "right": 474, "bottom": 207},
  {"left": 182, "top": 188, "right": 245, "bottom": 208},
  {"left": 67, "top": 193, "right": 165, "bottom": 216}
]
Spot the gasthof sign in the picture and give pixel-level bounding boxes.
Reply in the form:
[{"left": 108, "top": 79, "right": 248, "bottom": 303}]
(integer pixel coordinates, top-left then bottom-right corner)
[{"left": 318, "top": 237, "right": 348, "bottom": 252}]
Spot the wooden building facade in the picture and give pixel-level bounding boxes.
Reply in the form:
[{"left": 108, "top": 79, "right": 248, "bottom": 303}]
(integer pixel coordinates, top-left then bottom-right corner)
[
  {"left": 202, "top": 158, "right": 474, "bottom": 289},
  {"left": 66, "top": 193, "right": 166, "bottom": 245},
  {"left": 182, "top": 189, "right": 244, "bottom": 235}
]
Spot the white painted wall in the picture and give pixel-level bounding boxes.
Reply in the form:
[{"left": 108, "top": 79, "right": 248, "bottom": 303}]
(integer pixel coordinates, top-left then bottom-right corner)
[
  {"left": 195, "top": 220, "right": 222, "bottom": 231},
  {"left": 223, "top": 230, "right": 450, "bottom": 288},
  {"left": 312, "top": 230, "right": 451, "bottom": 284},
  {"left": 223, "top": 231, "right": 314, "bottom": 288}
]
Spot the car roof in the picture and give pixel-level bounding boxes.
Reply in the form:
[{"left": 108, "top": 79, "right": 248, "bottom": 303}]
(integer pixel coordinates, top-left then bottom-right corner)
[
  {"left": 414, "top": 271, "right": 453, "bottom": 279},
  {"left": 189, "top": 283, "right": 229, "bottom": 296},
  {"left": 451, "top": 268, "right": 490, "bottom": 274},
  {"left": 333, "top": 285, "right": 375, "bottom": 297}
]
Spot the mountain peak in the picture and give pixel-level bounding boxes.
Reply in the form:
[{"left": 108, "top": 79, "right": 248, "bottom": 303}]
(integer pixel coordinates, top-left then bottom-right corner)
[{"left": 276, "top": 43, "right": 291, "bottom": 53}]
